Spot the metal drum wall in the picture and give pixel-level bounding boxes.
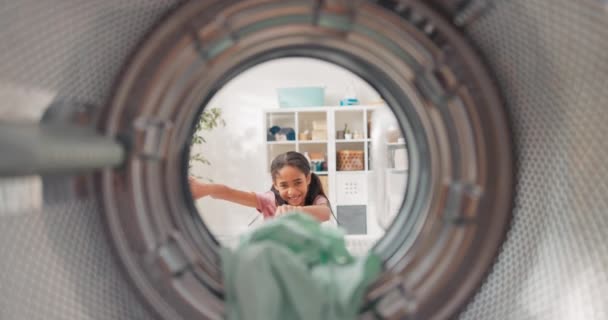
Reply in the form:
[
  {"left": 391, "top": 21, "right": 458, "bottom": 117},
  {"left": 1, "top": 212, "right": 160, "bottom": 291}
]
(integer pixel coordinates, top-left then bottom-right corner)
[{"left": 1, "top": 1, "right": 607, "bottom": 320}]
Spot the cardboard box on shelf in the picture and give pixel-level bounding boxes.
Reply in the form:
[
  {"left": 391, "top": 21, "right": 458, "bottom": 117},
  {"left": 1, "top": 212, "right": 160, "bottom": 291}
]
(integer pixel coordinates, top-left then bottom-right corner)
[
  {"left": 309, "top": 152, "right": 325, "bottom": 161},
  {"left": 299, "top": 132, "right": 311, "bottom": 140},
  {"left": 312, "top": 130, "right": 326, "bottom": 140},
  {"left": 312, "top": 120, "right": 327, "bottom": 130}
]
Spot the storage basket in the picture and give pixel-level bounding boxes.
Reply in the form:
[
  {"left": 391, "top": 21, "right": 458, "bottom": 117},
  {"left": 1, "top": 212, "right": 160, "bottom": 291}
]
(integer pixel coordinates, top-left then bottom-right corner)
[
  {"left": 336, "top": 150, "right": 364, "bottom": 171},
  {"left": 277, "top": 86, "right": 325, "bottom": 108}
]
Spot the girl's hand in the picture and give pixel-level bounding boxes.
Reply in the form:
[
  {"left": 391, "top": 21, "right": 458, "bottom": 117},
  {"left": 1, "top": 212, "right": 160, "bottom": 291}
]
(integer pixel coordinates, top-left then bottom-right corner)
[{"left": 275, "top": 205, "right": 301, "bottom": 217}]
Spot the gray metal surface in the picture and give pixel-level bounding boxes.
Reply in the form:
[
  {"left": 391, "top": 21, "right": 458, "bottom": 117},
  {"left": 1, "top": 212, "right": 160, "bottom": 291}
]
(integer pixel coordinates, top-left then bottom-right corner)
[
  {"left": 0, "top": 1, "right": 180, "bottom": 319},
  {"left": 0, "top": 0, "right": 607, "bottom": 319},
  {"left": 460, "top": 0, "right": 608, "bottom": 319},
  {"left": 0, "top": 0, "right": 180, "bottom": 105},
  {"left": 0, "top": 199, "right": 152, "bottom": 320}
]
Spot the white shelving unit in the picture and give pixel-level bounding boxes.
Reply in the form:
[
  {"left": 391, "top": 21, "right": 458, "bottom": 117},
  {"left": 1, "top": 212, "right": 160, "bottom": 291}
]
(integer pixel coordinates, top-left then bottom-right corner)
[{"left": 263, "top": 105, "right": 407, "bottom": 236}]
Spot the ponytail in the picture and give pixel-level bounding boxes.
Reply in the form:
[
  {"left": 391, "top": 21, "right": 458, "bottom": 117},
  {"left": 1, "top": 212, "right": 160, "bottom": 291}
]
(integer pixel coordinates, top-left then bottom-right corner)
[
  {"left": 304, "top": 172, "right": 327, "bottom": 205},
  {"left": 307, "top": 173, "right": 337, "bottom": 223}
]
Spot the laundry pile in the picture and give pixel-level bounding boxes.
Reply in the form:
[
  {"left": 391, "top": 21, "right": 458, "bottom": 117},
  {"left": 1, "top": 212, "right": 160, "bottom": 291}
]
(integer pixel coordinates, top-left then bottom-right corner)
[{"left": 222, "top": 213, "right": 382, "bottom": 320}]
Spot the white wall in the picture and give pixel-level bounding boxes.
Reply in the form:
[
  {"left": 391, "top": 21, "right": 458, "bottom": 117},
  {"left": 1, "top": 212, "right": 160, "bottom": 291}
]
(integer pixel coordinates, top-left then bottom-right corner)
[{"left": 190, "top": 58, "right": 382, "bottom": 238}]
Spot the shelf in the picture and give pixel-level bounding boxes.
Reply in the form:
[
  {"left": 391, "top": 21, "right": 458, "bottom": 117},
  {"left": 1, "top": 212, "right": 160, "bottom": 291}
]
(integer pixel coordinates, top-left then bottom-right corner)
[
  {"left": 387, "top": 142, "right": 406, "bottom": 147},
  {"left": 334, "top": 105, "right": 381, "bottom": 112},
  {"left": 264, "top": 105, "right": 405, "bottom": 237},
  {"left": 267, "top": 141, "right": 296, "bottom": 145},
  {"left": 367, "top": 141, "right": 405, "bottom": 145},
  {"left": 368, "top": 141, "right": 407, "bottom": 149},
  {"left": 368, "top": 169, "right": 408, "bottom": 174},
  {"left": 265, "top": 105, "right": 383, "bottom": 113}
]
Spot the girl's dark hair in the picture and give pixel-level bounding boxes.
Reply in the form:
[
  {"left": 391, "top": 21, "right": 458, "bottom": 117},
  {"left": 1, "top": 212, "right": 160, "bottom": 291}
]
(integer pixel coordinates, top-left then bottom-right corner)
[{"left": 269, "top": 151, "right": 328, "bottom": 206}]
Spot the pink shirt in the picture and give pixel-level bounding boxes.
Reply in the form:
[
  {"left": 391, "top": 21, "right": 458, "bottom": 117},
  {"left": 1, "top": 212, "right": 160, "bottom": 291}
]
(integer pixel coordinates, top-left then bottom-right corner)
[{"left": 254, "top": 191, "right": 329, "bottom": 219}]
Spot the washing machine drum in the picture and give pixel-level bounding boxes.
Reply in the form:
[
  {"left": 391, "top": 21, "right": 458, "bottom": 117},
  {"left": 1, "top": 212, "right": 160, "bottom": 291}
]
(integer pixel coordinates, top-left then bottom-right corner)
[{"left": 1, "top": 1, "right": 607, "bottom": 319}]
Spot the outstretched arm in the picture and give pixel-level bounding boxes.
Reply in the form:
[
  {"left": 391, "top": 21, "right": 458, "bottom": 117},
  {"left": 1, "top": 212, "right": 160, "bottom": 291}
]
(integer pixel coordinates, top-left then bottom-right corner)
[
  {"left": 275, "top": 204, "right": 331, "bottom": 222},
  {"left": 189, "top": 177, "right": 258, "bottom": 208}
]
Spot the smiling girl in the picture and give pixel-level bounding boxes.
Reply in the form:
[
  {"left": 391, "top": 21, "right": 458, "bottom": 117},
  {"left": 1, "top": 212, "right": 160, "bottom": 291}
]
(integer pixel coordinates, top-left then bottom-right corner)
[{"left": 189, "top": 151, "right": 332, "bottom": 222}]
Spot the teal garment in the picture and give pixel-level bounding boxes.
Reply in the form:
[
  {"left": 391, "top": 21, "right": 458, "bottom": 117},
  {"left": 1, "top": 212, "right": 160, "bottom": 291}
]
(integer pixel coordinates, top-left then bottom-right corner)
[{"left": 221, "top": 213, "right": 382, "bottom": 320}]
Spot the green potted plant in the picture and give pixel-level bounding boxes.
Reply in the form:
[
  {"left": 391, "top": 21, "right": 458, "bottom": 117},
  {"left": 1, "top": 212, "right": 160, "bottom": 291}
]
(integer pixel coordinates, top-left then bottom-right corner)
[
  {"left": 344, "top": 123, "right": 353, "bottom": 140},
  {"left": 189, "top": 107, "right": 226, "bottom": 181}
]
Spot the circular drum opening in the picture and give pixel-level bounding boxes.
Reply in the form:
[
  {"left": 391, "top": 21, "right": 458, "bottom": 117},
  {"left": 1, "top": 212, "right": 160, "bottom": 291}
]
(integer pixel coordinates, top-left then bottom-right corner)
[
  {"left": 186, "top": 56, "right": 409, "bottom": 254},
  {"left": 98, "top": 1, "right": 513, "bottom": 319}
]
